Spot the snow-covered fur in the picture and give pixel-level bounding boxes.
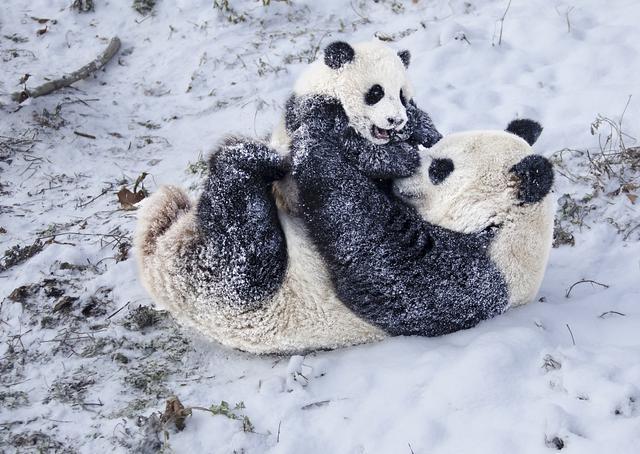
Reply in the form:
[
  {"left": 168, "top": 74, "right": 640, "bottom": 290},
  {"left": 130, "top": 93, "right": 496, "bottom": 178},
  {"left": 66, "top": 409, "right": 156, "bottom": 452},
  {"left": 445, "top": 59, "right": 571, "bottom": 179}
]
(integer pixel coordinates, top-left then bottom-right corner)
[
  {"left": 136, "top": 117, "right": 553, "bottom": 351},
  {"left": 135, "top": 40, "right": 445, "bottom": 354},
  {"left": 136, "top": 139, "right": 385, "bottom": 355},
  {"left": 270, "top": 40, "right": 441, "bottom": 214},
  {"left": 288, "top": 97, "right": 554, "bottom": 335},
  {"left": 393, "top": 126, "right": 555, "bottom": 308}
]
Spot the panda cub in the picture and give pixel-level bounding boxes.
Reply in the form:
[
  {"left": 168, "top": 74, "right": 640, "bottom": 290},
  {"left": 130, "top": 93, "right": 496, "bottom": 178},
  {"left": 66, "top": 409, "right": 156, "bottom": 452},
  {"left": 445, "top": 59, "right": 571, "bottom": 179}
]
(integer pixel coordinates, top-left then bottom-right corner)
[
  {"left": 270, "top": 40, "right": 442, "bottom": 214},
  {"left": 135, "top": 40, "right": 438, "bottom": 354}
]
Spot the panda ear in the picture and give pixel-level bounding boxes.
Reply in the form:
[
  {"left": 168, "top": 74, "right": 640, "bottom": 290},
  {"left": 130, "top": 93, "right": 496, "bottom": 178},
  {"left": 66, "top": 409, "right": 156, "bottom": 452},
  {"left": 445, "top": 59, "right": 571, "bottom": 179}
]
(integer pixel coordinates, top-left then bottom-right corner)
[
  {"left": 397, "top": 50, "right": 411, "bottom": 68},
  {"left": 506, "top": 119, "right": 543, "bottom": 146},
  {"left": 324, "top": 41, "right": 355, "bottom": 69},
  {"left": 510, "top": 155, "right": 554, "bottom": 204}
]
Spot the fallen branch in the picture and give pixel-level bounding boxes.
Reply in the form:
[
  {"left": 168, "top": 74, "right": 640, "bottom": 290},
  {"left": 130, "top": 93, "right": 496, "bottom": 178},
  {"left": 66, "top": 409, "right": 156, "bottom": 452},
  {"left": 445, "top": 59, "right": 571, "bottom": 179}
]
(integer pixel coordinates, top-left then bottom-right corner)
[
  {"left": 565, "top": 279, "right": 610, "bottom": 298},
  {"left": 494, "top": 0, "right": 512, "bottom": 46},
  {"left": 11, "top": 37, "right": 121, "bottom": 103}
]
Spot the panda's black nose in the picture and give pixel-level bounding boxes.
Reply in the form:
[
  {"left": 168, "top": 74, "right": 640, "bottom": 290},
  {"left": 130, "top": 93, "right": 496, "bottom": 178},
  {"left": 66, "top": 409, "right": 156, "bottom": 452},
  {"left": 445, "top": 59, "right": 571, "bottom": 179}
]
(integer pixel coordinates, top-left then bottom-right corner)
[{"left": 387, "top": 117, "right": 401, "bottom": 126}]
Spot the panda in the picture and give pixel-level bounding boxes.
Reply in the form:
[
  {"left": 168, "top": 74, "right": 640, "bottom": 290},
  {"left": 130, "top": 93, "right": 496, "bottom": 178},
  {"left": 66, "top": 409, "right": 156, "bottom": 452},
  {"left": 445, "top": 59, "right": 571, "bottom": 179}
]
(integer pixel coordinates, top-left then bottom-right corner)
[
  {"left": 393, "top": 120, "right": 555, "bottom": 309},
  {"left": 270, "top": 40, "right": 442, "bottom": 215},
  {"left": 136, "top": 119, "right": 553, "bottom": 353},
  {"left": 135, "top": 40, "right": 440, "bottom": 354},
  {"left": 135, "top": 39, "right": 553, "bottom": 353},
  {"left": 287, "top": 93, "right": 555, "bottom": 337}
]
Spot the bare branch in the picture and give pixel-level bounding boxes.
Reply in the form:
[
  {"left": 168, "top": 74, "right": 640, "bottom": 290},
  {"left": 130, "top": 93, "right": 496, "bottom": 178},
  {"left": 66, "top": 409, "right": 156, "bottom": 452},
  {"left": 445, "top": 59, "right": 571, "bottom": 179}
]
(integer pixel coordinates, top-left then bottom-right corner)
[
  {"left": 11, "top": 37, "right": 121, "bottom": 103},
  {"left": 565, "top": 279, "right": 610, "bottom": 298}
]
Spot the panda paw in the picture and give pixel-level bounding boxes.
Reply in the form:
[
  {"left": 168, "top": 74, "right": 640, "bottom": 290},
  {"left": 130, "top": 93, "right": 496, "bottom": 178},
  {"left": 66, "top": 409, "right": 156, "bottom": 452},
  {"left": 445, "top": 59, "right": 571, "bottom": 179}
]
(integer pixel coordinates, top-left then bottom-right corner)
[
  {"left": 405, "top": 101, "right": 443, "bottom": 149},
  {"left": 211, "top": 137, "right": 290, "bottom": 182},
  {"left": 356, "top": 141, "right": 421, "bottom": 179}
]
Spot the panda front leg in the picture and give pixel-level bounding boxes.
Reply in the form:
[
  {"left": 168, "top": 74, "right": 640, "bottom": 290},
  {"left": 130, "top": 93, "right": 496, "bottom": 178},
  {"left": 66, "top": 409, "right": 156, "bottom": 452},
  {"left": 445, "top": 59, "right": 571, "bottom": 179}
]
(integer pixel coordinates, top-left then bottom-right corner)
[
  {"left": 291, "top": 111, "right": 507, "bottom": 336},
  {"left": 196, "top": 137, "right": 290, "bottom": 304}
]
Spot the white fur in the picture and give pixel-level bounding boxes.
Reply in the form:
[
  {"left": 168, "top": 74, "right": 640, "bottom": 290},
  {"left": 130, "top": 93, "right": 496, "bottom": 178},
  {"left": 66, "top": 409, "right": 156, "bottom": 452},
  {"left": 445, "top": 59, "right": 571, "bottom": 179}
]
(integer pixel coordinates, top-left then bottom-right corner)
[
  {"left": 135, "top": 186, "right": 385, "bottom": 354},
  {"left": 271, "top": 40, "right": 412, "bottom": 214},
  {"left": 394, "top": 131, "right": 555, "bottom": 308},
  {"left": 293, "top": 40, "right": 412, "bottom": 145}
]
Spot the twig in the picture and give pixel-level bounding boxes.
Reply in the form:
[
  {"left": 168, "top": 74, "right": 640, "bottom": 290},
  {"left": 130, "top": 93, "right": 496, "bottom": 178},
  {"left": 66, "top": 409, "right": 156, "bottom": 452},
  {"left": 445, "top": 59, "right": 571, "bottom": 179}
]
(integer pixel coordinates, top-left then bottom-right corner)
[
  {"left": 11, "top": 37, "right": 121, "bottom": 103},
  {"left": 623, "top": 223, "right": 640, "bottom": 241},
  {"left": 277, "top": 420, "right": 281, "bottom": 443},
  {"left": 565, "top": 324, "right": 576, "bottom": 346},
  {"left": 107, "top": 301, "right": 131, "bottom": 320},
  {"left": 496, "top": 0, "right": 512, "bottom": 46},
  {"left": 599, "top": 311, "right": 626, "bottom": 318},
  {"left": 565, "top": 279, "right": 610, "bottom": 298},
  {"left": 76, "top": 187, "right": 110, "bottom": 208},
  {"left": 74, "top": 131, "right": 97, "bottom": 139}
]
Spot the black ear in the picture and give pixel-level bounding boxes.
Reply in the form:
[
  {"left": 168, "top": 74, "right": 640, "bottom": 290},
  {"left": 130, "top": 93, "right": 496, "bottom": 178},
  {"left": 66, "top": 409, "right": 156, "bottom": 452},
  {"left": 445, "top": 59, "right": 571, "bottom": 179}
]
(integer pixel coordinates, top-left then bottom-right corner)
[
  {"left": 324, "top": 41, "right": 355, "bottom": 69},
  {"left": 510, "top": 155, "right": 554, "bottom": 204},
  {"left": 398, "top": 50, "right": 411, "bottom": 68},
  {"left": 506, "top": 119, "right": 543, "bottom": 146}
]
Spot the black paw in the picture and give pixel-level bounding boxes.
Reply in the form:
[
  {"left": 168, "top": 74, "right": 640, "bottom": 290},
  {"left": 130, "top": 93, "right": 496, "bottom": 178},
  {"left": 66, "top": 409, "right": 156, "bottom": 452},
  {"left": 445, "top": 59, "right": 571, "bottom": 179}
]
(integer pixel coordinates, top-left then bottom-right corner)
[
  {"left": 211, "top": 137, "right": 289, "bottom": 182},
  {"left": 510, "top": 154, "right": 554, "bottom": 204},
  {"left": 290, "top": 95, "right": 348, "bottom": 135},
  {"left": 405, "top": 101, "right": 442, "bottom": 149}
]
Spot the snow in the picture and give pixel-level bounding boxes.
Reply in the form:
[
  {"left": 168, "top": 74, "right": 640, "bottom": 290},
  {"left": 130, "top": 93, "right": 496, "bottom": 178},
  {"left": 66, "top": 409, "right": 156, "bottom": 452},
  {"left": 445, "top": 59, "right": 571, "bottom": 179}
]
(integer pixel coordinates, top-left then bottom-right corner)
[{"left": 1, "top": 0, "right": 639, "bottom": 453}]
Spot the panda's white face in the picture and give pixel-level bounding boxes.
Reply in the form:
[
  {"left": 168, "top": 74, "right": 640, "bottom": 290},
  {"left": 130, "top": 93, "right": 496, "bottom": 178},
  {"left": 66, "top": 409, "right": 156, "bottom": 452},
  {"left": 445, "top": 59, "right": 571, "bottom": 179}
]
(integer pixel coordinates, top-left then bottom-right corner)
[
  {"left": 294, "top": 40, "right": 414, "bottom": 145},
  {"left": 393, "top": 131, "right": 546, "bottom": 232},
  {"left": 336, "top": 43, "right": 412, "bottom": 144}
]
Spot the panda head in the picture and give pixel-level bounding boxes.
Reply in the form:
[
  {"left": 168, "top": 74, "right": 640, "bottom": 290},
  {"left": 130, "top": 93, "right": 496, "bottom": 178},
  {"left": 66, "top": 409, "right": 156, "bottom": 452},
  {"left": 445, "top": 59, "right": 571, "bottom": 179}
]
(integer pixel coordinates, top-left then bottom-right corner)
[
  {"left": 294, "top": 40, "right": 414, "bottom": 145},
  {"left": 393, "top": 119, "right": 553, "bottom": 233}
]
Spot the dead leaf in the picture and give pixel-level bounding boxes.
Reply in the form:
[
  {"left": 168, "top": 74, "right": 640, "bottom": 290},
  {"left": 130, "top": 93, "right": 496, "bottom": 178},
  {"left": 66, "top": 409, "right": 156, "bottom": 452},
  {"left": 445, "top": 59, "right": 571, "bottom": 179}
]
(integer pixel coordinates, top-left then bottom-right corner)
[
  {"left": 626, "top": 194, "right": 638, "bottom": 204},
  {"left": 36, "top": 27, "right": 48, "bottom": 36},
  {"left": 161, "top": 396, "right": 191, "bottom": 431},
  {"left": 117, "top": 187, "right": 145, "bottom": 210}
]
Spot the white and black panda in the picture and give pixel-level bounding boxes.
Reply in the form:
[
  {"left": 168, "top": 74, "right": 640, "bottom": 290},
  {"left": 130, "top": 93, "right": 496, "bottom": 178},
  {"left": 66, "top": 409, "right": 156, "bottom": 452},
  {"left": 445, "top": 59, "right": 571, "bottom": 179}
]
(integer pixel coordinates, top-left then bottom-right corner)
[
  {"left": 135, "top": 118, "right": 553, "bottom": 353},
  {"left": 135, "top": 39, "right": 554, "bottom": 353},
  {"left": 393, "top": 120, "right": 555, "bottom": 309},
  {"left": 135, "top": 40, "right": 438, "bottom": 354},
  {"left": 270, "top": 40, "right": 441, "bottom": 214},
  {"left": 287, "top": 93, "right": 554, "bottom": 337}
]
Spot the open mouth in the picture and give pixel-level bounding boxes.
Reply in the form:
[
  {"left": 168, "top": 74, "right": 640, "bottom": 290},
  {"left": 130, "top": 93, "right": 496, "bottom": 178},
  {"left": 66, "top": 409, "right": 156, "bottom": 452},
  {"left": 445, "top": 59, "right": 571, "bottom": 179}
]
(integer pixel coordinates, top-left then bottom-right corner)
[{"left": 371, "top": 125, "right": 394, "bottom": 141}]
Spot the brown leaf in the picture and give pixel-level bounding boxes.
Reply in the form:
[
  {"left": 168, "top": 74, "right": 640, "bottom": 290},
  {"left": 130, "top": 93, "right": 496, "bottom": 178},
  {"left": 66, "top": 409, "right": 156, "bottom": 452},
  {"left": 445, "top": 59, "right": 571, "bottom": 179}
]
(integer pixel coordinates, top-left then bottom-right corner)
[
  {"left": 626, "top": 193, "right": 638, "bottom": 204},
  {"left": 36, "top": 27, "right": 48, "bottom": 36},
  {"left": 161, "top": 396, "right": 191, "bottom": 431},
  {"left": 117, "top": 187, "right": 145, "bottom": 210}
]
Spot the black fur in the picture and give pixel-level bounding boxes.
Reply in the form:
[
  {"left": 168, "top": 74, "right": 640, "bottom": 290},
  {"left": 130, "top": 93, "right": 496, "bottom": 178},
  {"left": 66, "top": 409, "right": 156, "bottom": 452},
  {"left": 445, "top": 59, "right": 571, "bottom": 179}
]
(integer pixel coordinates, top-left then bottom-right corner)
[
  {"left": 428, "top": 158, "right": 454, "bottom": 185},
  {"left": 284, "top": 94, "right": 441, "bottom": 179},
  {"left": 506, "top": 119, "right": 543, "bottom": 146},
  {"left": 404, "top": 100, "right": 442, "bottom": 148},
  {"left": 397, "top": 50, "right": 411, "bottom": 68},
  {"left": 290, "top": 96, "right": 509, "bottom": 336},
  {"left": 324, "top": 41, "right": 355, "bottom": 69},
  {"left": 510, "top": 154, "right": 554, "bottom": 204},
  {"left": 196, "top": 138, "right": 289, "bottom": 304},
  {"left": 365, "top": 84, "right": 385, "bottom": 105}
]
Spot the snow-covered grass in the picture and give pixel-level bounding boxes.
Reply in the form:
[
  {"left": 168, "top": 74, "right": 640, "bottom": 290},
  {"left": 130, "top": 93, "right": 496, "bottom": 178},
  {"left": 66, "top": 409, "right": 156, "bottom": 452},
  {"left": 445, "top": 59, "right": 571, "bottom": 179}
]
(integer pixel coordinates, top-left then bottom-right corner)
[{"left": 1, "top": 0, "right": 639, "bottom": 452}]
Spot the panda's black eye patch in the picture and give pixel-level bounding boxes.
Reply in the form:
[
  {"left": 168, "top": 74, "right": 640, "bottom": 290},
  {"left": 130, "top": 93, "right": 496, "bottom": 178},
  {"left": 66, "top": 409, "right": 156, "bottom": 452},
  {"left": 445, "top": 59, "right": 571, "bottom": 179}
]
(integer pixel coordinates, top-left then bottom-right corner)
[
  {"left": 428, "top": 158, "right": 454, "bottom": 185},
  {"left": 365, "top": 84, "right": 385, "bottom": 105},
  {"left": 400, "top": 89, "right": 407, "bottom": 107}
]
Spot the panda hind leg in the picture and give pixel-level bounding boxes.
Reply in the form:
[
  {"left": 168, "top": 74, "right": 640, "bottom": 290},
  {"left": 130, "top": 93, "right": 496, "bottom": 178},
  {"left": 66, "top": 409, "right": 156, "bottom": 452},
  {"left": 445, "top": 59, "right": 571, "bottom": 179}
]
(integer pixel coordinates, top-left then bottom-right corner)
[{"left": 196, "top": 137, "right": 290, "bottom": 305}]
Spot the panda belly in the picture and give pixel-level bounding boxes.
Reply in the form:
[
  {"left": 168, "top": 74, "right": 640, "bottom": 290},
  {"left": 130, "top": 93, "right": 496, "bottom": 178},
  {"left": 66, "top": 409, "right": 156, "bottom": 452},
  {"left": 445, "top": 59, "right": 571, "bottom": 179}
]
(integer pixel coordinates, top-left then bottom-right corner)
[{"left": 139, "top": 199, "right": 383, "bottom": 354}]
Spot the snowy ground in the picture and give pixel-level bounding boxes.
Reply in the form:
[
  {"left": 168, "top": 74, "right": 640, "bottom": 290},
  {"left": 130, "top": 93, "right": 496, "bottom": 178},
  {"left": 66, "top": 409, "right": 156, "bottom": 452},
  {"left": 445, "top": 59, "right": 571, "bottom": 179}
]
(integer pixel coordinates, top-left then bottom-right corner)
[{"left": 1, "top": 0, "right": 639, "bottom": 453}]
